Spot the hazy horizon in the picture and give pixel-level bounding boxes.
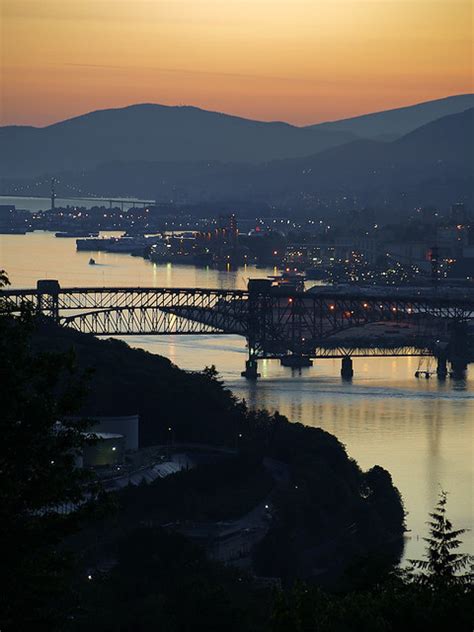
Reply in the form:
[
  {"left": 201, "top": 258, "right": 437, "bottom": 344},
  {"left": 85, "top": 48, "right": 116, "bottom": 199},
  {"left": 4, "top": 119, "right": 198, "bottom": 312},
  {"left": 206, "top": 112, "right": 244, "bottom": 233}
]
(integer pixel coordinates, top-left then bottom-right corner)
[{"left": 2, "top": 0, "right": 472, "bottom": 127}]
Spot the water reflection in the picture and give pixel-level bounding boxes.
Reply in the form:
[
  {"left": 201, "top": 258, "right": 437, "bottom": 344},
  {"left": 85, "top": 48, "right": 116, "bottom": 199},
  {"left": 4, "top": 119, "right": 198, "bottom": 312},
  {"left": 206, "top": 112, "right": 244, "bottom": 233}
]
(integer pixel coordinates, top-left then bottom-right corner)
[
  {"left": 139, "top": 338, "right": 473, "bottom": 562},
  {"left": 2, "top": 231, "right": 473, "bottom": 562},
  {"left": 1, "top": 230, "right": 276, "bottom": 290}
]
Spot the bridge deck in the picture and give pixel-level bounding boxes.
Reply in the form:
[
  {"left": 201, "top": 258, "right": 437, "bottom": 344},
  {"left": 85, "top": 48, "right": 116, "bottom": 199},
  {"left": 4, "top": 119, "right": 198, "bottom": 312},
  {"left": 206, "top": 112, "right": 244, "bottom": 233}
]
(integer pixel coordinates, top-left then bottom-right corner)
[{"left": 1, "top": 284, "right": 473, "bottom": 361}]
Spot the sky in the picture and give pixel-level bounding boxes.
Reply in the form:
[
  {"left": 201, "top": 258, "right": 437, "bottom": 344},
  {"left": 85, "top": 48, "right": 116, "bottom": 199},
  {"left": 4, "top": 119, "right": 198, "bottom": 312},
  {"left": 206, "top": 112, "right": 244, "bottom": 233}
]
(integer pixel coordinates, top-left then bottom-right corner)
[{"left": 1, "top": 0, "right": 472, "bottom": 127}]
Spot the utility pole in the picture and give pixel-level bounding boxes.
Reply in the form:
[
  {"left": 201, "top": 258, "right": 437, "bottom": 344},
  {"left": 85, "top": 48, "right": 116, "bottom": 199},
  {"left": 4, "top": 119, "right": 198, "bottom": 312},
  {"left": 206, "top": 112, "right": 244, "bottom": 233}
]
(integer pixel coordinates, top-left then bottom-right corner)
[{"left": 50, "top": 178, "right": 56, "bottom": 211}]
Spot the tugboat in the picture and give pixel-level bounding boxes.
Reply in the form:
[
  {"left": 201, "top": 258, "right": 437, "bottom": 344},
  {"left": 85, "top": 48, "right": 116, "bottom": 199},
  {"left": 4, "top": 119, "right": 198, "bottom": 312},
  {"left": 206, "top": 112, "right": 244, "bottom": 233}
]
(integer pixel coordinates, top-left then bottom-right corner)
[{"left": 89, "top": 258, "right": 96, "bottom": 265}]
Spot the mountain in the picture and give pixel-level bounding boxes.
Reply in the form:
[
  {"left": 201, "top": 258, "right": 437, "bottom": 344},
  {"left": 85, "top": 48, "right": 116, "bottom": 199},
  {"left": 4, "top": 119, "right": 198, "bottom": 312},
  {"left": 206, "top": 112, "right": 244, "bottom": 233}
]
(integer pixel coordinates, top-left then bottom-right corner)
[
  {"left": 224, "top": 107, "right": 474, "bottom": 209},
  {"left": 2, "top": 100, "right": 472, "bottom": 214},
  {"left": 46, "top": 107, "right": 471, "bottom": 213},
  {"left": 307, "top": 94, "right": 474, "bottom": 140},
  {"left": 0, "top": 103, "right": 355, "bottom": 178}
]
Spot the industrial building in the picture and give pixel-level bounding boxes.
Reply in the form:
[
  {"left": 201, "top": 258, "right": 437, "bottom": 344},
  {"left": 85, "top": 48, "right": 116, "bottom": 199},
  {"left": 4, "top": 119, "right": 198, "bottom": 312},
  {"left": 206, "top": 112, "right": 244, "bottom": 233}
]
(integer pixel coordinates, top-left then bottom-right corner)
[
  {"left": 87, "top": 414, "right": 139, "bottom": 451},
  {"left": 66, "top": 414, "right": 139, "bottom": 468},
  {"left": 82, "top": 432, "right": 125, "bottom": 468}
]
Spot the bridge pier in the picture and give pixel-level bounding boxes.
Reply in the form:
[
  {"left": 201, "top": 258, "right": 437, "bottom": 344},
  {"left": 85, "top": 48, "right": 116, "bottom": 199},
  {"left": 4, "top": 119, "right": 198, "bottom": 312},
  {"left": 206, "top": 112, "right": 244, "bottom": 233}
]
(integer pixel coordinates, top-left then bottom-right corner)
[
  {"left": 36, "top": 279, "right": 61, "bottom": 322},
  {"left": 450, "top": 357, "right": 467, "bottom": 379},
  {"left": 341, "top": 355, "right": 354, "bottom": 379},
  {"left": 436, "top": 354, "right": 448, "bottom": 379},
  {"left": 241, "top": 358, "right": 260, "bottom": 380},
  {"left": 447, "top": 321, "right": 469, "bottom": 379}
]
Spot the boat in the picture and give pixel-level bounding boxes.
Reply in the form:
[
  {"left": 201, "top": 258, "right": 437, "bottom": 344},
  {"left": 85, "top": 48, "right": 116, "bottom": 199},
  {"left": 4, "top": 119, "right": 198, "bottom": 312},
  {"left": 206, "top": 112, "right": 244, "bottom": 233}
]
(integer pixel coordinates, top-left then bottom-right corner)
[
  {"left": 76, "top": 237, "right": 115, "bottom": 251},
  {"left": 89, "top": 258, "right": 96, "bottom": 265},
  {"left": 56, "top": 231, "right": 99, "bottom": 238},
  {"left": 0, "top": 228, "right": 26, "bottom": 235}
]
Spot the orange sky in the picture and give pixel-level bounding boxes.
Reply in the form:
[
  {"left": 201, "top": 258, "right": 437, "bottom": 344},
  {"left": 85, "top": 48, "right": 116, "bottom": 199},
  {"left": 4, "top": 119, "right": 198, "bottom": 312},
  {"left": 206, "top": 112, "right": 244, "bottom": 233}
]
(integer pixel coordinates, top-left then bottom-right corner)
[{"left": 1, "top": 0, "right": 472, "bottom": 127}]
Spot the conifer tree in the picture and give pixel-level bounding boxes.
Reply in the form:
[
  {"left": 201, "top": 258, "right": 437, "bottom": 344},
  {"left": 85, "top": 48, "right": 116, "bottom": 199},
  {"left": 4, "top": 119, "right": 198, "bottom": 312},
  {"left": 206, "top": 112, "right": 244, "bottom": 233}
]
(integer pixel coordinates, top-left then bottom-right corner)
[{"left": 409, "top": 490, "right": 473, "bottom": 589}]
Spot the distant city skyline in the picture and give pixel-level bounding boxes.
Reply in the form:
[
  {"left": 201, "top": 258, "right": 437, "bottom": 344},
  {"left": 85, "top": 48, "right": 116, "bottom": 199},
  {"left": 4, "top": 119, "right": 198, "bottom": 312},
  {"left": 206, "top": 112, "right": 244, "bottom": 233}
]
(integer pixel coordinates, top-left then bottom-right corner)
[{"left": 1, "top": 0, "right": 472, "bottom": 126}]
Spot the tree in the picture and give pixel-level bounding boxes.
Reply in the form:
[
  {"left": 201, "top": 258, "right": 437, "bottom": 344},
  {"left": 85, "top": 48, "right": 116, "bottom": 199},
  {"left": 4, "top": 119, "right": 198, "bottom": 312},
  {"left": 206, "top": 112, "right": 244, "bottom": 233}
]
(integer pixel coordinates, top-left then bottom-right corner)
[
  {"left": 408, "top": 490, "right": 473, "bottom": 589},
  {"left": 202, "top": 364, "right": 224, "bottom": 385},
  {"left": 0, "top": 297, "right": 101, "bottom": 629},
  {"left": 0, "top": 269, "right": 10, "bottom": 288}
]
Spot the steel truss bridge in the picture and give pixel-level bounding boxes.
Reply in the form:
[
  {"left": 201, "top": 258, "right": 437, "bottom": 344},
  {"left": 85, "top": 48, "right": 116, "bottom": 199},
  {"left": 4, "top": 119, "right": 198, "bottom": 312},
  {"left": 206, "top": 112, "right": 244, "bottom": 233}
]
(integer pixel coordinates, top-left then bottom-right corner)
[{"left": 2, "top": 281, "right": 473, "bottom": 376}]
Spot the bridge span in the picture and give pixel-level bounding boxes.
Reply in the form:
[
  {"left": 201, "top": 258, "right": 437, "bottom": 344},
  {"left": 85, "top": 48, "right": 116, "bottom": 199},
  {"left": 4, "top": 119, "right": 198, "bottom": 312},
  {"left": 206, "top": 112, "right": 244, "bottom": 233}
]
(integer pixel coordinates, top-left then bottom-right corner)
[{"left": 2, "top": 279, "right": 473, "bottom": 379}]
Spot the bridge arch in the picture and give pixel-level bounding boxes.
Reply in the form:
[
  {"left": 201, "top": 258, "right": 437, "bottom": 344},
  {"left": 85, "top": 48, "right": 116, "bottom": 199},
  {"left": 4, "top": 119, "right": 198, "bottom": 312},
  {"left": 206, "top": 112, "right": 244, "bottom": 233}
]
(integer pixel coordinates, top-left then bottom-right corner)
[{"left": 1, "top": 283, "right": 473, "bottom": 374}]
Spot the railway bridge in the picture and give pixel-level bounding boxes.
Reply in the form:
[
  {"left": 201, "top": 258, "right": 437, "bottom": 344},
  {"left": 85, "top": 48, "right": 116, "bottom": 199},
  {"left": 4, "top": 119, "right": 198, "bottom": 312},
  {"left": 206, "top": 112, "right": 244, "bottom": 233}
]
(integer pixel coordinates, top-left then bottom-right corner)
[{"left": 2, "top": 279, "right": 473, "bottom": 379}]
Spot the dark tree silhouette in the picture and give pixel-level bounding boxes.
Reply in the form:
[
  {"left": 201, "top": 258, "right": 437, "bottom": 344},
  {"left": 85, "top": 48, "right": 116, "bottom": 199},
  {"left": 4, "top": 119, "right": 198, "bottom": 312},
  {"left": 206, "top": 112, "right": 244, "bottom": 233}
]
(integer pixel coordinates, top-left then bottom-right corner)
[
  {"left": 0, "top": 269, "right": 10, "bottom": 288},
  {"left": 408, "top": 490, "right": 473, "bottom": 589},
  {"left": 0, "top": 282, "right": 102, "bottom": 629}
]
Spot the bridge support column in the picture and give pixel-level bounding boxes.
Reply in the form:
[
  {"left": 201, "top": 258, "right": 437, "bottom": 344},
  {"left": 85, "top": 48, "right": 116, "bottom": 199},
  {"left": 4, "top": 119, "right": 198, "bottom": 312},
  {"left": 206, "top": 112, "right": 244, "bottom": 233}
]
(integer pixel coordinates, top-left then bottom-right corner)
[
  {"left": 447, "top": 321, "right": 469, "bottom": 379},
  {"left": 36, "top": 279, "right": 61, "bottom": 322},
  {"left": 241, "top": 358, "right": 260, "bottom": 380},
  {"left": 341, "top": 355, "right": 353, "bottom": 379},
  {"left": 436, "top": 354, "right": 448, "bottom": 379},
  {"left": 450, "top": 357, "right": 467, "bottom": 379}
]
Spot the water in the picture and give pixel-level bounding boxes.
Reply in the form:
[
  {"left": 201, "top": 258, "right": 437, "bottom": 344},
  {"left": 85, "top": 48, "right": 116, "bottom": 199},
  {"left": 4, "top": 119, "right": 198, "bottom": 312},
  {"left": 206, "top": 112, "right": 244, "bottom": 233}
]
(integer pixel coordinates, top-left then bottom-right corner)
[{"left": 1, "top": 230, "right": 472, "bottom": 561}]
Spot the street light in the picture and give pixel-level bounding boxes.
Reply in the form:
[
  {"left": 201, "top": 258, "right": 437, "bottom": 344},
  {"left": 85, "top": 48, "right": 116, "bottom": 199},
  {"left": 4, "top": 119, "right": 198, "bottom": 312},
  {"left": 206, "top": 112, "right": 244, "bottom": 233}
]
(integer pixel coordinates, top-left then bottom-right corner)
[{"left": 167, "top": 426, "right": 174, "bottom": 459}]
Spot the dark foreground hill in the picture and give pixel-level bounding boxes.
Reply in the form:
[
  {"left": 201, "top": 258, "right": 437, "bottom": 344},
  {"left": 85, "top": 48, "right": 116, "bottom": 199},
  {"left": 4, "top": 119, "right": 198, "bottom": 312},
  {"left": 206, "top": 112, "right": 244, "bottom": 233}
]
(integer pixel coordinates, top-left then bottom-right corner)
[
  {"left": 2, "top": 310, "right": 471, "bottom": 631},
  {"left": 32, "top": 320, "right": 405, "bottom": 582}
]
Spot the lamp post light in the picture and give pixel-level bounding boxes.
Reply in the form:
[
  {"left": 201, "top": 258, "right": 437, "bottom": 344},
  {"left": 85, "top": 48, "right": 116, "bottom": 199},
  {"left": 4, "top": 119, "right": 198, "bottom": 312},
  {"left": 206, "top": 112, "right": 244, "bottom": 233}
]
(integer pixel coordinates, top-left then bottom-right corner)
[
  {"left": 167, "top": 426, "right": 174, "bottom": 459},
  {"left": 235, "top": 432, "right": 243, "bottom": 452}
]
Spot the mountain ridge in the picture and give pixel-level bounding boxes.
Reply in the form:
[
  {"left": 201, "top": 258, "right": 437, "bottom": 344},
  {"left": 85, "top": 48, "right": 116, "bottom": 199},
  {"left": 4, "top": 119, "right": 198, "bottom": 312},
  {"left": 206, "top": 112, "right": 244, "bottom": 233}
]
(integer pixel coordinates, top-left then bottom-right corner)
[
  {"left": 0, "top": 103, "right": 355, "bottom": 178},
  {"left": 26, "top": 107, "right": 469, "bottom": 213},
  {"left": 308, "top": 93, "right": 474, "bottom": 139},
  {"left": 1, "top": 94, "right": 473, "bottom": 180},
  {"left": 2, "top": 93, "right": 473, "bottom": 132}
]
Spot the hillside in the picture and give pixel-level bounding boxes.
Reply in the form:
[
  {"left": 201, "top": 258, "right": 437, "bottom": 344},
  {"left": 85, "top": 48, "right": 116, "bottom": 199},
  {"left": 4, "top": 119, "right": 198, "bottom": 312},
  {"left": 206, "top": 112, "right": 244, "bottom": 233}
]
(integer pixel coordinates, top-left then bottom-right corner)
[
  {"left": 0, "top": 103, "right": 354, "bottom": 178},
  {"left": 25, "top": 107, "right": 472, "bottom": 213},
  {"left": 308, "top": 93, "right": 474, "bottom": 140},
  {"left": 244, "top": 107, "right": 474, "bottom": 198},
  {"left": 2, "top": 94, "right": 472, "bottom": 181},
  {"left": 2, "top": 99, "right": 472, "bottom": 213},
  {"left": 29, "top": 319, "right": 405, "bottom": 580}
]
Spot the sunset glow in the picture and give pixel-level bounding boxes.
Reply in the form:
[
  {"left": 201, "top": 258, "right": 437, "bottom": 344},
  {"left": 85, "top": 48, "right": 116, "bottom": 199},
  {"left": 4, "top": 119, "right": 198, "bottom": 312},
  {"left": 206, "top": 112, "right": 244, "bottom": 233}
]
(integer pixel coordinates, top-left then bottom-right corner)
[{"left": 1, "top": 0, "right": 473, "bottom": 126}]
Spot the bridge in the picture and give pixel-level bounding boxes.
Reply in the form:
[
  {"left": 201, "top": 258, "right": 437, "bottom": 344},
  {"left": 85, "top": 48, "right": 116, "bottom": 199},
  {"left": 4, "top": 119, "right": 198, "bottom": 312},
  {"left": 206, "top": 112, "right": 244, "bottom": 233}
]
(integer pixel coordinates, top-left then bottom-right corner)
[
  {"left": 4, "top": 193, "right": 155, "bottom": 210},
  {"left": 2, "top": 279, "right": 473, "bottom": 379}
]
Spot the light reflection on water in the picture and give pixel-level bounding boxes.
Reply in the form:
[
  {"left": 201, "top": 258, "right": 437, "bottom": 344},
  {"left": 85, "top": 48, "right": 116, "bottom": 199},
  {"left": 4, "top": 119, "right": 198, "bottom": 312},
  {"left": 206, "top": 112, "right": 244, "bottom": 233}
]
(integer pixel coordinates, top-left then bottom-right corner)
[
  {"left": 2, "top": 230, "right": 473, "bottom": 561},
  {"left": 128, "top": 334, "right": 474, "bottom": 562}
]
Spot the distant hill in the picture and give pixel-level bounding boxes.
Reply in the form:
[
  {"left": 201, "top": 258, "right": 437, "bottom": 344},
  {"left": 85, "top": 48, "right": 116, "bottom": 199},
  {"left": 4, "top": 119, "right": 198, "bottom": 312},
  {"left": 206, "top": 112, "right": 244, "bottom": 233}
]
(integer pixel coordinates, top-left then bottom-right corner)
[
  {"left": 0, "top": 103, "right": 354, "bottom": 178},
  {"left": 307, "top": 94, "right": 474, "bottom": 140},
  {"left": 224, "top": 107, "right": 474, "bottom": 210},
  {"left": 2, "top": 100, "right": 472, "bottom": 214},
  {"left": 48, "top": 107, "right": 471, "bottom": 213}
]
